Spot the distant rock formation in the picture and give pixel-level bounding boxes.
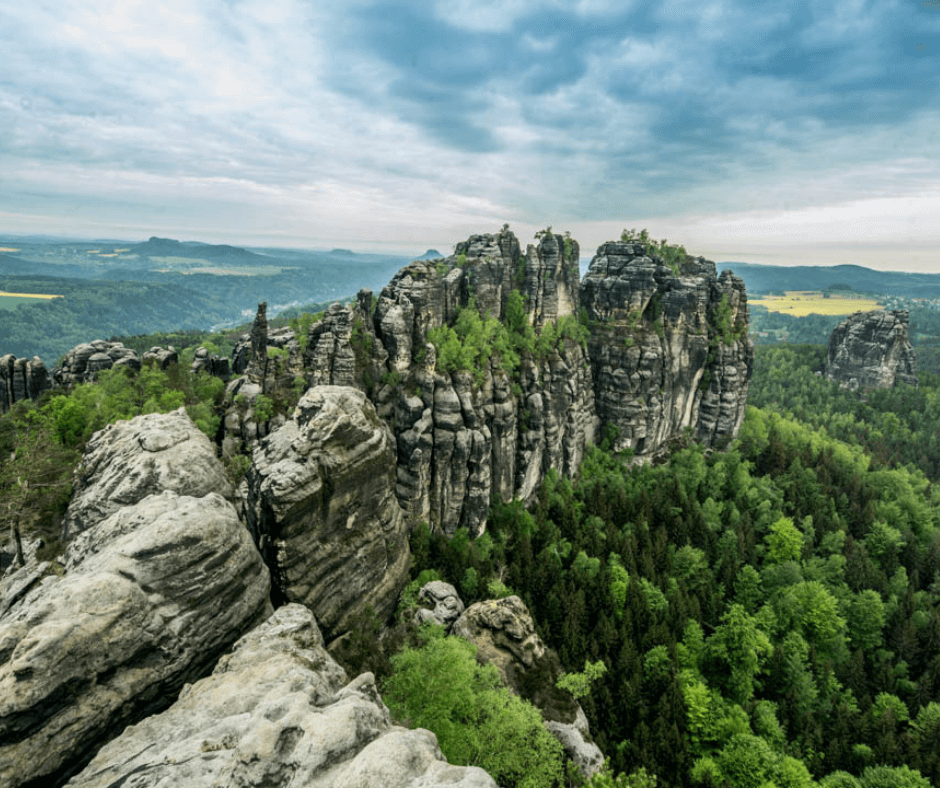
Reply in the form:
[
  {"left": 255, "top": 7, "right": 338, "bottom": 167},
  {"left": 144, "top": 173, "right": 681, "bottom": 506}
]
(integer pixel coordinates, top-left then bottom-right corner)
[
  {"left": 825, "top": 309, "right": 918, "bottom": 390},
  {"left": 0, "top": 410, "right": 271, "bottom": 788},
  {"left": 0, "top": 353, "right": 49, "bottom": 412},
  {"left": 65, "top": 604, "right": 497, "bottom": 788},
  {"left": 53, "top": 340, "right": 140, "bottom": 387}
]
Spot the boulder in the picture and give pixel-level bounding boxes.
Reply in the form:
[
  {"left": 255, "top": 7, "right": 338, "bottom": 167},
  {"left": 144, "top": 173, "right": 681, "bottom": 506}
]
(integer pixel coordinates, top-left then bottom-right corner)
[
  {"left": 825, "top": 309, "right": 918, "bottom": 390},
  {"left": 142, "top": 345, "right": 179, "bottom": 369},
  {"left": 64, "top": 604, "right": 496, "bottom": 788},
  {"left": 0, "top": 491, "right": 272, "bottom": 788},
  {"left": 63, "top": 407, "right": 232, "bottom": 538},
  {"left": 53, "top": 341, "right": 140, "bottom": 386},
  {"left": 415, "top": 580, "right": 465, "bottom": 629},
  {"left": 244, "top": 386, "right": 410, "bottom": 641}
]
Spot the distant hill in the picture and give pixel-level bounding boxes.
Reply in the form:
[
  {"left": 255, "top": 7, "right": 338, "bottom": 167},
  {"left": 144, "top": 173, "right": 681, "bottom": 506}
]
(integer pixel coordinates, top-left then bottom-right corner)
[
  {"left": 718, "top": 262, "right": 940, "bottom": 299},
  {"left": 415, "top": 249, "right": 443, "bottom": 260}
]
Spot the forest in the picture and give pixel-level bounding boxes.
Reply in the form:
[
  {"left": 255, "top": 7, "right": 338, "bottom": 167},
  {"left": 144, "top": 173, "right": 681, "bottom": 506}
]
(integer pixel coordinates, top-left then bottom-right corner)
[{"left": 2, "top": 306, "right": 940, "bottom": 787}]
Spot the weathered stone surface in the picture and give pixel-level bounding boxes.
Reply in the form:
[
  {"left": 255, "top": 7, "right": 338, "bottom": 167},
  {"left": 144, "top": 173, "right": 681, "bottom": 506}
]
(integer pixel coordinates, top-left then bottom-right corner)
[
  {"left": 191, "top": 346, "right": 231, "bottom": 378},
  {"left": 0, "top": 490, "right": 272, "bottom": 788},
  {"left": 142, "top": 345, "right": 179, "bottom": 369},
  {"left": 452, "top": 595, "right": 602, "bottom": 777},
  {"left": 245, "top": 301, "right": 269, "bottom": 382},
  {"left": 0, "top": 354, "right": 50, "bottom": 413},
  {"left": 244, "top": 386, "right": 410, "bottom": 641},
  {"left": 415, "top": 580, "right": 465, "bottom": 629},
  {"left": 63, "top": 408, "right": 233, "bottom": 538},
  {"left": 826, "top": 309, "right": 918, "bottom": 390},
  {"left": 582, "top": 243, "right": 752, "bottom": 454},
  {"left": 65, "top": 604, "right": 496, "bottom": 788},
  {"left": 53, "top": 340, "right": 140, "bottom": 387}
]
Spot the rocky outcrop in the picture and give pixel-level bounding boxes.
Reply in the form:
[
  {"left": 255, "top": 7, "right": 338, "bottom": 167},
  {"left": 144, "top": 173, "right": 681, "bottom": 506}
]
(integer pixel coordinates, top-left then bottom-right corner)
[
  {"left": 582, "top": 244, "right": 753, "bottom": 453},
  {"left": 63, "top": 407, "right": 232, "bottom": 539},
  {"left": 0, "top": 488, "right": 271, "bottom": 788},
  {"left": 825, "top": 309, "right": 918, "bottom": 390},
  {"left": 243, "top": 386, "right": 410, "bottom": 641},
  {"left": 142, "top": 345, "right": 179, "bottom": 369},
  {"left": 450, "top": 593, "right": 603, "bottom": 778},
  {"left": 0, "top": 354, "right": 50, "bottom": 413},
  {"left": 415, "top": 580, "right": 465, "bottom": 629},
  {"left": 190, "top": 346, "right": 230, "bottom": 378},
  {"left": 53, "top": 340, "right": 140, "bottom": 387},
  {"left": 65, "top": 604, "right": 497, "bottom": 788}
]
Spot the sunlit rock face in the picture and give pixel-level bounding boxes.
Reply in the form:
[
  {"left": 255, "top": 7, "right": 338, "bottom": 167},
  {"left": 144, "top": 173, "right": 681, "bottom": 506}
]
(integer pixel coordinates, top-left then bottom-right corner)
[
  {"left": 825, "top": 309, "right": 918, "bottom": 391},
  {"left": 581, "top": 243, "right": 753, "bottom": 454},
  {"left": 0, "top": 409, "right": 271, "bottom": 788},
  {"left": 64, "top": 604, "right": 499, "bottom": 788}
]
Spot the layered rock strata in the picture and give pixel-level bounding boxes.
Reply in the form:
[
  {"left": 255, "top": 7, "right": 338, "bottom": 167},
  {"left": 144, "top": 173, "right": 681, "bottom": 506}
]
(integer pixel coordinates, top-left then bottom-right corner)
[
  {"left": 65, "top": 604, "right": 497, "bottom": 788},
  {"left": 582, "top": 243, "right": 752, "bottom": 453},
  {"left": 53, "top": 340, "right": 140, "bottom": 387},
  {"left": 0, "top": 354, "right": 49, "bottom": 413},
  {"left": 0, "top": 487, "right": 271, "bottom": 788},
  {"left": 243, "top": 386, "right": 410, "bottom": 641},
  {"left": 825, "top": 309, "right": 918, "bottom": 390}
]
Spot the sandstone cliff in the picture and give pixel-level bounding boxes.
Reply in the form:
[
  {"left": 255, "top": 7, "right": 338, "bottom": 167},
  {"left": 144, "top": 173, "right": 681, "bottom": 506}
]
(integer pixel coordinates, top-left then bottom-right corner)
[
  {"left": 232, "top": 228, "right": 751, "bottom": 536},
  {"left": 825, "top": 309, "right": 918, "bottom": 390}
]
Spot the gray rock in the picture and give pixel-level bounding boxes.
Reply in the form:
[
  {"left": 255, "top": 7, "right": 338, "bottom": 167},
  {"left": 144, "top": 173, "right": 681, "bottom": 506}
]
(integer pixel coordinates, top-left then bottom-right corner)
[
  {"left": 452, "top": 595, "right": 602, "bottom": 778},
  {"left": 63, "top": 408, "right": 233, "bottom": 538},
  {"left": 826, "top": 309, "right": 918, "bottom": 390},
  {"left": 415, "top": 580, "right": 465, "bottom": 629},
  {"left": 244, "top": 386, "right": 410, "bottom": 641},
  {"left": 65, "top": 604, "right": 497, "bottom": 788},
  {"left": 245, "top": 301, "right": 269, "bottom": 382},
  {"left": 0, "top": 353, "right": 51, "bottom": 412},
  {"left": 191, "top": 346, "right": 231, "bottom": 378},
  {"left": 142, "top": 345, "right": 179, "bottom": 369},
  {"left": 0, "top": 490, "right": 272, "bottom": 788},
  {"left": 53, "top": 341, "right": 141, "bottom": 386},
  {"left": 582, "top": 244, "right": 752, "bottom": 454}
]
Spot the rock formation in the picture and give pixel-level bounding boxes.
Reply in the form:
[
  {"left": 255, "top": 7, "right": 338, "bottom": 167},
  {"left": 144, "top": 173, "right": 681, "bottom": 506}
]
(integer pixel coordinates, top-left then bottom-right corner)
[
  {"left": 415, "top": 580, "right": 465, "bottom": 629},
  {"left": 825, "top": 309, "right": 918, "bottom": 390},
  {"left": 0, "top": 354, "right": 50, "bottom": 413},
  {"left": 582, "top": 243, "right": 753, "bottom": 453},
  {"left": 243, "top": 386, "right": 410, "bottom": 642},
  {"left": 142, "top": 345, "right": 179, "bottom": 369},
  {"left": 53, "top": 340, "right": 140, "bottom": 387},
  {"left": 444, "top": 590, "right": 604, "bottom": 778},
  {"left": 0, "top": 409, "right": 271, "bottom": 788},
  {"left": 190, "top": 346, "right": 230, "bottom": 378},
  {"left": 63, "top": 407, "right": 232, "bottom": 539},
  {"left": 65, "top": 604, "right": 496, "bottom": 788}
]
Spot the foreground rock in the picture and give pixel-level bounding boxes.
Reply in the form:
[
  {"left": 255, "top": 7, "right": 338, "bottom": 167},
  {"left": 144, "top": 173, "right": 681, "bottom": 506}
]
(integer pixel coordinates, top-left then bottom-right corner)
[
  {"left": 452, "top": 594, "right": 604, "bottom": 777},
  {"left": 0, "top": 491, "right": 271, "bottom": 788},
  {"left": 67, "top": 604, "right": 497, "bottom": 788},
  {"left": 826, "top": 309, "right": 918, "bottom": 390},
  {"left": 63, "top": 407, "right": 233, "bottom": 538},
  {"left": 244, "top": 386, "right": 410, "bottom": 641}
]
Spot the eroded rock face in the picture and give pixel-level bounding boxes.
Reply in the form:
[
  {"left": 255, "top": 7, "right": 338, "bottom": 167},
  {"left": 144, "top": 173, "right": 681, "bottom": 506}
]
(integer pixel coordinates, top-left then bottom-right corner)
[
  {"left": 63, "top": 407, "right": 233, "bottom": 538},
  {"left": 415, "top": 580, "right": 465, "bottom": 629},
  {"left": 65, "top": 604, "right": 497, "bottom": 788},
  {"left": 0, "top": 491, "right": 271, "bottom": 788},
  {"left": 244, "top": 386, "right": 410, "bottom": 641},
  {"left": 0, "top": 354, "right": 50, "bottom": 413},
  {"left": 53, "top": 340, "right": 140, "bottom": 387},
  {"left": 451, "top": 594, "right": 603, "bottom": 778},
  {"left": 826, "top": 309, "right": 918, "bottom": 390},
  {"left": 582, "top": 244, "right": 753, "bottom": 453}
]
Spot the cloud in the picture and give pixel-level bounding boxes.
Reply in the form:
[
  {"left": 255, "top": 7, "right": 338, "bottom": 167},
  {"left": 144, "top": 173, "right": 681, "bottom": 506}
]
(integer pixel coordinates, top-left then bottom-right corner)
[{"left": 0, "top": 0, "right": 938, "bottom": 265}]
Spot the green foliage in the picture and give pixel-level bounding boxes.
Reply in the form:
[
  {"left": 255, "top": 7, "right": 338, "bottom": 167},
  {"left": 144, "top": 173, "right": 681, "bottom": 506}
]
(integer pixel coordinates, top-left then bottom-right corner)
[
  {"left": 252, "top": 394, "right": 274, "bottom": 423},
  {"left": 557, "top": 659, "right": 608, "bottom": 700},
  {"left": 620, "top": 228, "right": 688, "bottom": 275},
  {"left": 383, "top": 632, "right": 565, "bottom": 788}
]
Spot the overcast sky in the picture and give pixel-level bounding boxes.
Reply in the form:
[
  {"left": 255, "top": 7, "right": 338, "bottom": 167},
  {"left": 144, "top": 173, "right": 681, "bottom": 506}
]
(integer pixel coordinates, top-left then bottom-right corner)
[{"left": 1, "top": 0, "right": 939, "bottom": 270}]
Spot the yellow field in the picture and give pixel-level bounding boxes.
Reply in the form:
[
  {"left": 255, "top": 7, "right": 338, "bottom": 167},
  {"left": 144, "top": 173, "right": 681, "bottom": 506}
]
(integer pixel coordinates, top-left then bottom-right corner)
[
  {"left": 750, "top": 291, "right": 882, "bottom": 317},
  {"left": 0, "top": 290, "right": 62, "bottom": 299},
  {"left": 0, "top": 247, "right": 20, "bottom": 253}
]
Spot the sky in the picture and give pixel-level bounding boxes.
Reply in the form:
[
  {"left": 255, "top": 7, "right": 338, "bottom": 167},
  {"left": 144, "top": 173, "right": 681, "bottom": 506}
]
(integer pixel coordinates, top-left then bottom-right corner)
[{"left": 1, "top": 0, "right": 939, "bottom": 271}]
